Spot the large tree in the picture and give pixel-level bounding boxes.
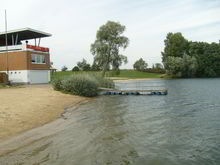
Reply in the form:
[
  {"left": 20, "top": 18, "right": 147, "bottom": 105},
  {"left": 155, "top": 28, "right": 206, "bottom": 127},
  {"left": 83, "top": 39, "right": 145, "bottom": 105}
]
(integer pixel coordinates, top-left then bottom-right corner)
[
  {"left": 90, "top": 21, "right": 129, "bottom": 77},
  {"left": 162, "top": 32, "right": 189, "bottom": 63},
  {"left": 133, "top": 58, "right": 148, "bottom": 71}
]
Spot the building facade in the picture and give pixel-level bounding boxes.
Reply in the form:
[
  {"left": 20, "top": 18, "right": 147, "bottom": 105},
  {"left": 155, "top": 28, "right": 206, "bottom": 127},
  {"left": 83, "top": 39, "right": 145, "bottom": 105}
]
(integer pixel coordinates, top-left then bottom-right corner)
[{"left": 0, "top": 28, "right": 52, "bottom": 84}]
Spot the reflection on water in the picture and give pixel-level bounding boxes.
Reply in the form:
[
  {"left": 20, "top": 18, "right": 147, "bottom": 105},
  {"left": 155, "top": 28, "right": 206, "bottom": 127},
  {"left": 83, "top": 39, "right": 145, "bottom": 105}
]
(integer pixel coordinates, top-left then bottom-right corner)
[{"left": 0, "top": 79, "right": 220, "bottom": 165}]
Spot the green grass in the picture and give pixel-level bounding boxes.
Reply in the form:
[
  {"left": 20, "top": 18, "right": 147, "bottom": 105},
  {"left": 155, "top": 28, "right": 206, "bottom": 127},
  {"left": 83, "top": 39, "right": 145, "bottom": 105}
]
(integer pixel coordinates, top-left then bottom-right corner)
[
  {"left": 52, "top": 70, "right": 162, "bottom": 80},
  {"left": 107, "top": 70, "right": 162, "bottom": 79},
  {"left": 51, "top": 71, "right": 99, "bottom": 80}
]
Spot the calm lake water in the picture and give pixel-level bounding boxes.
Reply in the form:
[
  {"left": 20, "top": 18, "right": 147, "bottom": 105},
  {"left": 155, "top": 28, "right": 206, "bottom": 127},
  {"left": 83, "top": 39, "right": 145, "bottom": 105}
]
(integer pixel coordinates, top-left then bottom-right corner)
[{"left": 0, "top": 79, "right": 220, "bottom": 165}]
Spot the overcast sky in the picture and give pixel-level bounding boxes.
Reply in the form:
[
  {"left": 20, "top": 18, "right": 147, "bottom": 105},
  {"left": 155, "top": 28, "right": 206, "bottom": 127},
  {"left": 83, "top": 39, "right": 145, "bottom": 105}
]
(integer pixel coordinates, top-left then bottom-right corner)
[{"left": 1, "top": 0, "right": 220, "bottom": 70}]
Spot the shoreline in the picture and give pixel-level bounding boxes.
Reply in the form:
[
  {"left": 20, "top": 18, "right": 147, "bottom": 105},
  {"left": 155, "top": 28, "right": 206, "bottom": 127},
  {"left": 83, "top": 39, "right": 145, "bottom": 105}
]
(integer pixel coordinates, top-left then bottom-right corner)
[
  {"left": 1, "top": 78, "right": 162, "bottom": 142},
  {"left": 112, "top": 77, "right": 163, "bottom": 82},
  {"left": 0, "top": 84, "right": 90, "bottom": 142}
]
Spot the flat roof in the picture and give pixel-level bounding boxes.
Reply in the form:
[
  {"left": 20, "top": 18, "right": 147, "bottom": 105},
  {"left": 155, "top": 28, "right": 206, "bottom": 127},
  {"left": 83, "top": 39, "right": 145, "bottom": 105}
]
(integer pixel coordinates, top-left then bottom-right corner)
[{"left": 0, "top": 28, "right": 52, "bottom": 41}]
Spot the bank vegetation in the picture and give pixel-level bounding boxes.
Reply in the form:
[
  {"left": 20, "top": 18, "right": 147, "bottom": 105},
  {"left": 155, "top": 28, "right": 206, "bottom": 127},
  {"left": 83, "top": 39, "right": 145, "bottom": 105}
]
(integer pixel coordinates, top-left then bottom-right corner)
[{"left": 52, "top": 73, "right": 114, "bottom": 97}]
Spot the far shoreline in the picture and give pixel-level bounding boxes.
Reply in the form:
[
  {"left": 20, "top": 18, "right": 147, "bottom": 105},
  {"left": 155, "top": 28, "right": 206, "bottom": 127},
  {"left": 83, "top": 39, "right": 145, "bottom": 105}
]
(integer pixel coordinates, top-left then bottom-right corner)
[{"left": 112, "top": 77, "right": 164, "bottom": 83}]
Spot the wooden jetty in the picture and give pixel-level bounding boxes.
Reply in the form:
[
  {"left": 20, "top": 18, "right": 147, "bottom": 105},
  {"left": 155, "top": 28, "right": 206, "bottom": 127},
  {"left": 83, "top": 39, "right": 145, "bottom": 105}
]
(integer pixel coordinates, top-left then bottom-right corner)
[{"left": 99, "top": 88, "right": 168, "bottom": 96}]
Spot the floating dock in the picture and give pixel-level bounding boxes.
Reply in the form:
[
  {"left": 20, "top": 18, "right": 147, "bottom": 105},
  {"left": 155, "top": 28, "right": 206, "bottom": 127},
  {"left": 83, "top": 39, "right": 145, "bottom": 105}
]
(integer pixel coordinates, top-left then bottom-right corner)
[{"left": 99, "top": 89, "right": 168, "bottom": 96}]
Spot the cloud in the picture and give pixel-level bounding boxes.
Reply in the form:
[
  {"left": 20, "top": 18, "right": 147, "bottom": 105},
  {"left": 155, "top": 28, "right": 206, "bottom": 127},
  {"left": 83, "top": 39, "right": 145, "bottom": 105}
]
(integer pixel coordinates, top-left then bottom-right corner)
[{"left": 0, "top": 0, "right": 219, "bottom": 69}]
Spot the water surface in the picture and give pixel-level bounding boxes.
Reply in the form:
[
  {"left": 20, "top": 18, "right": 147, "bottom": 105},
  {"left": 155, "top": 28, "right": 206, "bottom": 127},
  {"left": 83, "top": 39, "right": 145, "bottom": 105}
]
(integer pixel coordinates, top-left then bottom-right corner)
[{"left": 0, "top": 79, "right": 220, "bottom": 165}]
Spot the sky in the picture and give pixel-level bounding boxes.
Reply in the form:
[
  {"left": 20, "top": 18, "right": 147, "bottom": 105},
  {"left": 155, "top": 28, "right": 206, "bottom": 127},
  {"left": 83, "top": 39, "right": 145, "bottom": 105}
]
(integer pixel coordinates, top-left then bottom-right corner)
[{"left": 1, "top": 0, "right": 220, "bottom": 70}]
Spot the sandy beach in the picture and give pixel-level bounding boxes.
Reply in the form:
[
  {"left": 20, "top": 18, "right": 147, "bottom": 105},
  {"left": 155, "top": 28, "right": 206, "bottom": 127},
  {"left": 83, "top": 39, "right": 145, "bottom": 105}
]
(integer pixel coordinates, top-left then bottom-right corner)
[{"left": 0, "top": 84, "right": 88, "bottom": 142}]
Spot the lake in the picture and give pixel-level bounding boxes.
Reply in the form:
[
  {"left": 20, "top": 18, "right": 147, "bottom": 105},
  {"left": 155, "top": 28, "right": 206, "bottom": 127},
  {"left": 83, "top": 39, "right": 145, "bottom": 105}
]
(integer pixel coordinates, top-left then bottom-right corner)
[{"left": 0, "top": 79, "right": 220, "bottom": 165}]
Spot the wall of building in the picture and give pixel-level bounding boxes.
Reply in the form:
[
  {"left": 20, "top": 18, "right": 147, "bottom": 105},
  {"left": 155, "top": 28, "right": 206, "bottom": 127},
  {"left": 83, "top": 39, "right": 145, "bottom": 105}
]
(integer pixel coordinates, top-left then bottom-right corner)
[
  {"left": 0, "top": 51, "right": 28, "bottom": 71},
  {"left": 0, "top": 70, "right": 28, "bottom": 83},
  {"left": 0, "top": 51, "right": 50, "bottom": 71},
  {"left": 0, "top": 70, "right": 51, "bottom": 84},
  {"left": 0, "top": 50, "right": 51, "bottom": 83}
]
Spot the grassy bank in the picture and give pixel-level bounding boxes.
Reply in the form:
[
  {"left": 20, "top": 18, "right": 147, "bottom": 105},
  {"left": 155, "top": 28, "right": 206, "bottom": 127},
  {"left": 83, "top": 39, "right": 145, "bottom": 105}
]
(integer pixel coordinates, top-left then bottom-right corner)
[
  {"left": 107, "top": 70, "right": 162, "bottom": 79},
  {"left": 52, "top": 70, "right": 162, "bottom": 80},
  {"left": 52, "top": 71, "right": 99, "bottom": 79}
]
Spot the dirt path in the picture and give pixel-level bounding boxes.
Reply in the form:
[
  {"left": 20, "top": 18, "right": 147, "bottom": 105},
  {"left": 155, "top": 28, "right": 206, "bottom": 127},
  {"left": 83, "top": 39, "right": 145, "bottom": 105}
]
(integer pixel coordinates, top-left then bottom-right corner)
[{"left": 0, "top": 84, "right": 88, "bottom": 142}]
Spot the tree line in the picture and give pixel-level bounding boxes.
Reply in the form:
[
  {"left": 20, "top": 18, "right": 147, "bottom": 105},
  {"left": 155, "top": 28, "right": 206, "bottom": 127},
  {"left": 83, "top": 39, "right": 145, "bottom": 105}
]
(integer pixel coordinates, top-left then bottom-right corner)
[
  {"left": 62, "top": 57, "right": 165, "bottom": 74},
  {"left": 61, "top": 21, "right": 220, "bottom": 78},
  {"left": 61, "top": 58, "right": 102, "bottom": 72},
  {"left": 162, "top": 32, "right": 220, "bottom": 77}
]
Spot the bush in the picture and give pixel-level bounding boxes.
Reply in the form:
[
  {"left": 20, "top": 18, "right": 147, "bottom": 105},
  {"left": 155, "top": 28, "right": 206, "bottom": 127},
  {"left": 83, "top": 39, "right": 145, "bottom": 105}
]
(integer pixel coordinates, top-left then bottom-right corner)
[
  {"left": 51, "top": 78, "right": 63, "bottom": 91},
  {"left": 52, "top": 74, "right": 114, "bottom": 97},
  {"left": 61, "top": 74, "right": 98, "bottom": 97},
  {"left": 144, "top": 68, "right": 166, "bottom": 74},
  {"left": 92, "top": 74, "right": 115, "bottom": 88}
]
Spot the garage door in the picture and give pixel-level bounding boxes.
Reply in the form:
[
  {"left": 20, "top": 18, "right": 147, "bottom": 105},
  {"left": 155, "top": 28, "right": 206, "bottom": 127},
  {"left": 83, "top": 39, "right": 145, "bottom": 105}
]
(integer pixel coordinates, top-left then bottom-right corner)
[{"left": 29, "top": 70, "right": 50, "bottom": 84}]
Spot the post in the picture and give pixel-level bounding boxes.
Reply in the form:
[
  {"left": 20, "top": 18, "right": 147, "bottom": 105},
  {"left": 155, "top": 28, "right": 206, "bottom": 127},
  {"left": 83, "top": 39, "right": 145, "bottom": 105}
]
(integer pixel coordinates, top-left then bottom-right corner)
[
  {"left": 5, "top": 10, "right": 9, "bottom": 77},
  {"left": 38, "top": 38, "right": 41, "bottom": 46}
]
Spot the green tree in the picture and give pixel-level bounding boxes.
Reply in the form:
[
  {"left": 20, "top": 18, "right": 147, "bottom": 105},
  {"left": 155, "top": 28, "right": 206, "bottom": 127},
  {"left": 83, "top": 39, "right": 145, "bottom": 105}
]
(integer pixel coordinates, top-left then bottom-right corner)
[
  {"left": 61, "top": 66, "right": 68, "bottom": 71},
  {"left": 181, "top": 54, "right": 198, "bottom": 77},
  {"left": 72, "top": 66, "right": 80, "bottom": 71},
  {"left": 162, "top": 32, "right": 220, "bottom": 77},
  {"left": 90, "top": 21, "right": 129, "bottom": 77},
  {"left": 91, "top": 62, "right": 101, "bottom": 71},
  {"left": 164, "top": 54, "right": 198, "bottom": 77},
  {"left": 163, "top": 56, "right": 183, "bottom": 76},
  {"left": 77, "top": 58, "right": 91, "bottom": 71},
  {"left": 162, "top": 32, "right": 189, "bottom": 64},
  {"left": 154, "top": 63, "right": 163, "bottom": 69},
  {"left": 189, "top": 42, "right": 220, "bottom": 77},
  {"left": 133, "top": 58, "right": 148, "bottom": 71}
]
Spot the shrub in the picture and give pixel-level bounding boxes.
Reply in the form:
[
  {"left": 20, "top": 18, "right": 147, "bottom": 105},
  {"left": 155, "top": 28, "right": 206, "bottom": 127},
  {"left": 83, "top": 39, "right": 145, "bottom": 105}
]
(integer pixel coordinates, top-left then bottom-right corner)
[
  {"left": 61, "top": 74, "right": 98, "bottom": 97},
  {"left": 92, "top": 74, "right": 115, "bottom": 88},
  {"left": 144, "top": 68, "right": 166, "bottom": 74},
  {"left": 51, "top": 78, "right": 63, "bottom": 91},
  {"left": 52, "top": 74, "right": 114, "bottom": 97}
]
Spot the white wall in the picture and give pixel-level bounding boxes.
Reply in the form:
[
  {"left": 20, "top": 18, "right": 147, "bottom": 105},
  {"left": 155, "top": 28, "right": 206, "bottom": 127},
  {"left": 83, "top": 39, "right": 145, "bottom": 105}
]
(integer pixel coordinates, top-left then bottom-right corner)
[
  {"left": 0, "top": 70, "right": 50, "bottom": 84},
  {"left": 0, "top": 70, "right": 29, "bottom": 83}
]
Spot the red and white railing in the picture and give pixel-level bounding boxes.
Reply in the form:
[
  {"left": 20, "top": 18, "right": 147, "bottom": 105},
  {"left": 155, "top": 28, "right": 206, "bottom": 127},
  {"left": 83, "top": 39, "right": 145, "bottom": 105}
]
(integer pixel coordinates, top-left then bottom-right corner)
[{"left": 0, "top": 44, "right": 49, "bottom": 53}]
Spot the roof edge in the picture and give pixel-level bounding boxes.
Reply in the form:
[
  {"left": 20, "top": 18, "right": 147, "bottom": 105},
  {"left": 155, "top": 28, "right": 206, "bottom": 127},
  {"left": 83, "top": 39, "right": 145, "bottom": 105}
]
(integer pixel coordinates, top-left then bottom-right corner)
[{"left": 0, "top": 27, "right": 52, "bottom": 37}]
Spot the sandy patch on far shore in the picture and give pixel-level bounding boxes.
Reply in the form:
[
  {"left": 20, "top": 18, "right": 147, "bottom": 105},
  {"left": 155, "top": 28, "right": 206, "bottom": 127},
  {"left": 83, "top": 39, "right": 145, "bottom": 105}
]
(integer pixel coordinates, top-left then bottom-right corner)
[
  {"left": 0, "top": 84, "right": 88, "bottom": 142},
  {"left": 113, "top": 78, "right": 162, "bottom": 83}
]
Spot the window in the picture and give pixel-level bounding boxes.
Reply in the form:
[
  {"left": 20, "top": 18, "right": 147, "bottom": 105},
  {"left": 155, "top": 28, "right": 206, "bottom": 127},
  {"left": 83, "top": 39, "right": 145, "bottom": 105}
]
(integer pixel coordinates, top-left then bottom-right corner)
[
  {"left": 32, "top": 55, "right": 36, "bottom": 63},
  {"left": 32, "top": 54, "right": 46, "bottom": 64}
]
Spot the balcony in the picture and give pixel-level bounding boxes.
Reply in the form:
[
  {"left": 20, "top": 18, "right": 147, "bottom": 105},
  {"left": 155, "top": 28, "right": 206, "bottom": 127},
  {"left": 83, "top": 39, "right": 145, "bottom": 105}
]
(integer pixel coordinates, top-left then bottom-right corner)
[{"left": 0, "top": 44, "right": 49, "bottom": 53}]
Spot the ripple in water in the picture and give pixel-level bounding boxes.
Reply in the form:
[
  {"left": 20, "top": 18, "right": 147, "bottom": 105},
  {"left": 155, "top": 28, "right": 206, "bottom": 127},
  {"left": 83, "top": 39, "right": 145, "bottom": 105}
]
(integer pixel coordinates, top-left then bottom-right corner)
[{"left": 0, "top": 79, "right": 220, "bottom": 165}]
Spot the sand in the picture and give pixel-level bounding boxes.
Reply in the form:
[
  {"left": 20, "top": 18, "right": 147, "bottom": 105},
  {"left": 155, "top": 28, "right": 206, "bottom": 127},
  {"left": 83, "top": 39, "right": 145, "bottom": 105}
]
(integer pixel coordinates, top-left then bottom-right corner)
[
  {"left": 0, "top": 84, "right": 88, "bottom": 141},
  {"left": 113, "top": 78, "right": 161, "bottom": 82}
]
